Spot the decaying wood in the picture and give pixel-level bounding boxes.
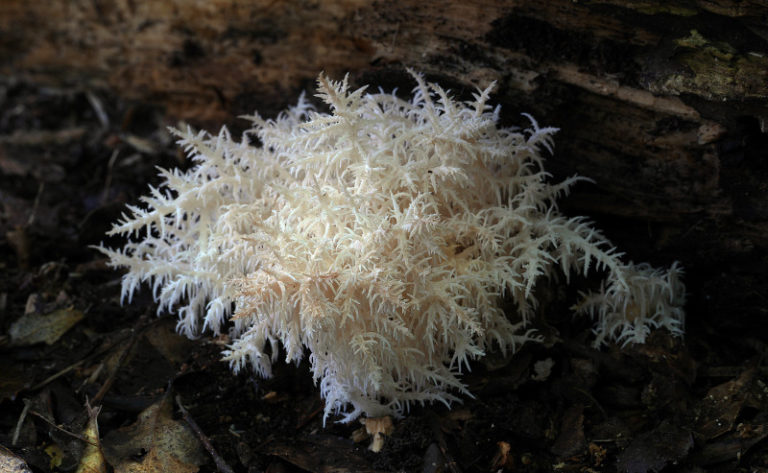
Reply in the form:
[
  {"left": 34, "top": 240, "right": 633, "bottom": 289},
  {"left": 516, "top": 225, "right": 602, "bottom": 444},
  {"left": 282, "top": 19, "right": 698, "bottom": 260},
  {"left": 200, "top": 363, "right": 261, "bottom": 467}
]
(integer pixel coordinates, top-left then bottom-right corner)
[{"left": 1, "top": 0, "right": 767, "bottom": 319}]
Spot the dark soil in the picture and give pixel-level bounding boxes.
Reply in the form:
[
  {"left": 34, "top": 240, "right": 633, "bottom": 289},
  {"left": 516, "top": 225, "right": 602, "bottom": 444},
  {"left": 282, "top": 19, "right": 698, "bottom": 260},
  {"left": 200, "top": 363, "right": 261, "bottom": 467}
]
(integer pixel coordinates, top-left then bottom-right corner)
[{"left": 1, "top": 78, "right": 767, "bottom": 473}]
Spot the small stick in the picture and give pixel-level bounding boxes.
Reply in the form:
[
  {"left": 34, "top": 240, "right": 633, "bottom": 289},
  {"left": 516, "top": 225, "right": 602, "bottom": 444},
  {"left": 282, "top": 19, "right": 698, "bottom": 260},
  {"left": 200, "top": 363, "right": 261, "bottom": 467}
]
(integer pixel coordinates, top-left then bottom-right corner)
[
  {"left": 27, "top": 182, "right": 45, "bottom": 226},
  {"left": 176, "top": 395, "right": 235, "bottom": 473},
  {"left": 11, "top": 399, "right": 31, "bottom": 446},
  {"left": 101, "top": 148, "right": 120, "bottom": 205},
  {"left": 91, "top": 313, "right": 153, "bottom": 404},
  {"left": 90, "top": 328, "right": 139, "bottom": 404},
  {"left": 29, "top": 316, "right": 157, "bottom": 392},
  {"left": 26, "top": 407, "right": 94, "bottom": 445}
]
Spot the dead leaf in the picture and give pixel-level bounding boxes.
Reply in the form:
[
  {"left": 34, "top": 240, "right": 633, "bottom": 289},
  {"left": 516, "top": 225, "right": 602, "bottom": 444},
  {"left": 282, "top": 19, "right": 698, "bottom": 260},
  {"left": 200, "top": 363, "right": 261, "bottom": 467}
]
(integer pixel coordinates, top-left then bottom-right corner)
[
  {"left": 262, "top": 434, "right": 387, "bottom": 473},
  {"left": 143, "top": 320, "right": 198, "bottom": 365},
  {"left": 588, "top": 443, "right": 607, "bottom": 468},
  {"left": 550, "top": 404, "right": 586, "bottom": 457},
  {"left": 103, "top": 393, "right": 205, "bottom": 473},
  {"left": 693, "top": 423, "right": 768, "bottom": 465},
  {"left": 0, "top": 444, "right": 33, "bottom": 473},
  {"left": 617, "top": 420, "right": 693, "bottom": 473},
  {"left": 45, "top": 443, "right": 65, "bottom": 470},
  {"left": 9, "top": 307, "right": 84, "bottom": 346},
  {"left": 695, "top": 369, "right": 756, "bottom": 440},
  {"left": 75, "top": 403, "right": 108, "bottom": 473},
  {"left": 490, "top": 441, "right": 513, "bottom": 471}
]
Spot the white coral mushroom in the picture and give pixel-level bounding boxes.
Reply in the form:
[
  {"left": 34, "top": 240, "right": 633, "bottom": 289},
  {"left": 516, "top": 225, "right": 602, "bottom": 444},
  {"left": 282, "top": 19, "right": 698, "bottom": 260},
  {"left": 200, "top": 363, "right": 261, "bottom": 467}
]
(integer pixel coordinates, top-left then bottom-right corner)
[{"left": 97, "top": 70, "right": 685, "bottom": 423}]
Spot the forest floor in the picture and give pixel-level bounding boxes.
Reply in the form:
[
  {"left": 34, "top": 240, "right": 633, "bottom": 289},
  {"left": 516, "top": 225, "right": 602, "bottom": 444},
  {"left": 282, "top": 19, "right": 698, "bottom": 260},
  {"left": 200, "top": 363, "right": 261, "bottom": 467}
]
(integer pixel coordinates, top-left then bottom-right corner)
[{"left": 1, "top": 78, "right": 767, "bottom": 473}]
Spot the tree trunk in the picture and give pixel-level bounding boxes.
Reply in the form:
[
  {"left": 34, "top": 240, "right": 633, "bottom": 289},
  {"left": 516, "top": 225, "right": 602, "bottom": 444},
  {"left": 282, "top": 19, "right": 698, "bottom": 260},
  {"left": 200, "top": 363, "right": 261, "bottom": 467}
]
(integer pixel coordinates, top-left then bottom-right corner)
[{"left": 2, "top": 0, "right": 767, "bottom": 320}]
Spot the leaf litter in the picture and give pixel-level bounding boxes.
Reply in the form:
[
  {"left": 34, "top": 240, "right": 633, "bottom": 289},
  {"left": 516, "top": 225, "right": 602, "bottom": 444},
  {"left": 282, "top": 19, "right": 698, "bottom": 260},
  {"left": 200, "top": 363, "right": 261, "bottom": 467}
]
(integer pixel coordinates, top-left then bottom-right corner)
[{"left": 0, "top": 74, "right": 767, "bottom": 473}]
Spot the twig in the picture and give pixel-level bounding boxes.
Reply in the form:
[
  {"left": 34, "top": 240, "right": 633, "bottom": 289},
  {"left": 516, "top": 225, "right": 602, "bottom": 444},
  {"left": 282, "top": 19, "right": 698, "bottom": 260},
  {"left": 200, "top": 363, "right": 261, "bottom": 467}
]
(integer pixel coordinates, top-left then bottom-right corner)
[
  {"left": 29, "top": 329, "right": 135, "bottom": 392},
  {"left": 26, "top": 406, "right": 95, "bottom": 445},
  {"left": 0, "top": 128, "right": 87, "bottom": 146},
  {"left": 573, "top": 386, "right": 608, "bottom": 420},
  {"left": 100, "top": 148, "right": 119, "bottom": 205},
  {"left": 11, "top": 399, "right": 31, "bottom": 446},
  {"left": 85, "top": 90, "right": 110, "bottom": 129},
  {"left": 176, "top": 395, "right": 235, "bottom": 473},
  {"left": 27, "top": 182, "right": 45, "bottom": 226},
  {"left": 90, "top": 326, "right": 140, "bottom": 404}
]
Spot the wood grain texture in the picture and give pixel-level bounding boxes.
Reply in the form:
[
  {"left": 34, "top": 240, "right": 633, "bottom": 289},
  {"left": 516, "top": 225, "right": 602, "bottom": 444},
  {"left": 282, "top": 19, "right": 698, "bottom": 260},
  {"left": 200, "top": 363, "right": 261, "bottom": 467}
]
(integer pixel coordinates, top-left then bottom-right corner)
[{"left": 2, "top": 1, "right": 767, "bottom": 310}]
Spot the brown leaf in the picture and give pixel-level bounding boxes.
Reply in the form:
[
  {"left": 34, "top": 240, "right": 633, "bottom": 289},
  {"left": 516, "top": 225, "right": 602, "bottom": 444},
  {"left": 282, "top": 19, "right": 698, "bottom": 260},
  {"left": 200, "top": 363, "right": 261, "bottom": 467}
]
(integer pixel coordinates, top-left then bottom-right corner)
[
  {"left": 695, "top": 369, "right": 755, "bottom": 440},
  {"left": 550, "top": 404, "right": 586, "bottom": 457},
  {"left": 262, "top": 434, "right": 387, "bottom": 473},
  {"left": 75, "top": 404, "right": 108, "bottom": 473},
  {"left": 617, "top": 420, "right": 693, "bottom": 473},
  {"left": 103, "top": 393, "right": 205, "bottom": 473},
  {"left": 143, "top": 320, "right": 198, "bottom": 365},
  {"left": 490, "top": 441, "right": 513, "bottom": 471},
  {"left": 693, "top": 423, "right": 768, "bottom": 465},
  {"left": 9, "top": 307, "right": 84, "bottom": 346}
]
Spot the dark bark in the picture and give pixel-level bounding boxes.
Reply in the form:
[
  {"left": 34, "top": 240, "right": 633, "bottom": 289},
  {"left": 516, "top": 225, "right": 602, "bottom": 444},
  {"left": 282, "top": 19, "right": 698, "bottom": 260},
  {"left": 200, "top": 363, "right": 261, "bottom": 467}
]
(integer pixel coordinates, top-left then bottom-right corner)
[{"left": 1, "top": 0, "right": 767, "bottom": 347}]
